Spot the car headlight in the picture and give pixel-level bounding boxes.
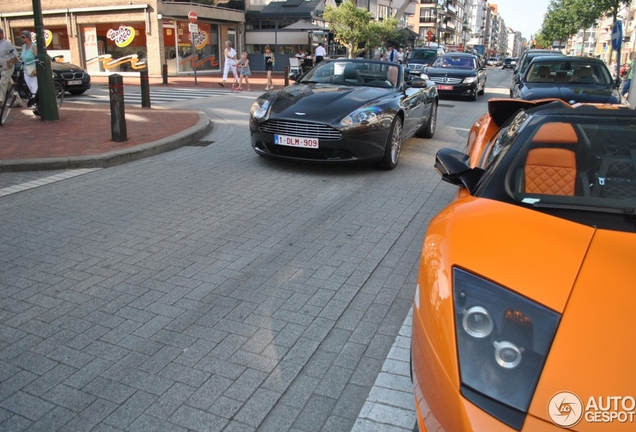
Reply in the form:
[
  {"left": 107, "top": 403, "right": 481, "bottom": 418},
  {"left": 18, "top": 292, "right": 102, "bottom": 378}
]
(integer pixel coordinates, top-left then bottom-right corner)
[
  {"left": 340, "top": 107, "right": 382, "bottom": 127},
  {"left": 463, "top": 77, "right": 477, "bottom": 84},
  {"left": 250, "top": 99, "right": 271, "bottom": 120},
  {"left": 453, "top": 267, "right": 560, "bottom": 429}
]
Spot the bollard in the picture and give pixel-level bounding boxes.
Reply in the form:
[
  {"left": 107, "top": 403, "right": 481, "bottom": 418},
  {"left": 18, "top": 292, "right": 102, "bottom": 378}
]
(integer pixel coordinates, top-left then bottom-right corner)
[
  {"left": 162, "top": 64, "right": 168, "bottom": 85},
  {"left": 140, "top": 69, "right": 151, "bottom": 108},
  {"left": 109, "top": 74, "right": 128, "bottom": 142},
  {"left": 284, "top": 67, "right": 289, "bottom": 87}
]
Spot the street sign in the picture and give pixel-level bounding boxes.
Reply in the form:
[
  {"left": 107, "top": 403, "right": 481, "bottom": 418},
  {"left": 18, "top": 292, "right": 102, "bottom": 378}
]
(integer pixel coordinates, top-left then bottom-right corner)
[
  {"left": 188, "top": 11, "right": 198, "bottom": 23},
  {"left": 612, "top": 21, "right": 623, "bottom": 51},
  {"left": 189, "top": 23, "right": 199, "bottom": 33}
]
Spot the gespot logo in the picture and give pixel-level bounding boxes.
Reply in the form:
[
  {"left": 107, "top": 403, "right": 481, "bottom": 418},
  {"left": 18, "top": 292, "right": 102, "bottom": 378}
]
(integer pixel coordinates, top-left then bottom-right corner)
[
  {"left": 548, "top": 391, "right": 636, "bottom": 427},
  {"left": 548, "top": 391, "right": 584, "bottom": 427}
]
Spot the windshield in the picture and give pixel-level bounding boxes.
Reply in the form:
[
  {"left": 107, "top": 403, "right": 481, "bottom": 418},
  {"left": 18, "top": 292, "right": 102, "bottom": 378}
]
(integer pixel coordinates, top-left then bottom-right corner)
[
  {"left": 525, "top": 61, "right": 613, "bottom": 85},
  {"left": 431, "top": 56, "right": 476, "bottom": 69},
  {"left": 477, "top": 110, "right": 636, "bottom": 231},
  {"left": 408, "top": 50, "right": 438, "bottom": 62},
  {"left": 298, "top": 60, "right": 400, "bottom": 88}
]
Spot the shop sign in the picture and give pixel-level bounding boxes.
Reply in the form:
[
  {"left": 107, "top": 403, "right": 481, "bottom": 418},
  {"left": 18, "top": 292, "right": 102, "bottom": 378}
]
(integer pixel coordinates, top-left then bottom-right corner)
[
  {"left": 107, "top": 25, "right": 136, "bottom": 48},
  {"left": 191, "top": 31, "right": 208, "bottom": 50}
]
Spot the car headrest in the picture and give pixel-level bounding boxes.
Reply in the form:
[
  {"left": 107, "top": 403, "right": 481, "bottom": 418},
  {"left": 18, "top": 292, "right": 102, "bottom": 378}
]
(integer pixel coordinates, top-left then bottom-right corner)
[
  {"left": 537, "top": 66, "right": 551, "bottom": 77},
  {"left": 531, "top": 122, "right": 578, "bottom": 144}
]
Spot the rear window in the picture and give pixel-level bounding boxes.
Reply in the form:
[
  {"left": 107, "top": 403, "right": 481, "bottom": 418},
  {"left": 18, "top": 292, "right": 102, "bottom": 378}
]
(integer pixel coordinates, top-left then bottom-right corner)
[{"left": 408, "top": 50, "right": 438, "bottom": 62}]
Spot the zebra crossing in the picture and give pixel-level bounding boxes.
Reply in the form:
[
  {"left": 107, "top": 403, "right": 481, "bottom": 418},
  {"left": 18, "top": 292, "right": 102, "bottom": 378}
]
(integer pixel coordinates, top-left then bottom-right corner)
[{"left": 73, "top": 87, "right": 228, "bottom": 106}]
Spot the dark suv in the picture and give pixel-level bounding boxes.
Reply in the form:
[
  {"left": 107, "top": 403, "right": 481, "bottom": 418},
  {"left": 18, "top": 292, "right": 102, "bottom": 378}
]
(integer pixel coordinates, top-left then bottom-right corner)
[{"left": 405, "top": 45, "right": 445, "bottom": 73}]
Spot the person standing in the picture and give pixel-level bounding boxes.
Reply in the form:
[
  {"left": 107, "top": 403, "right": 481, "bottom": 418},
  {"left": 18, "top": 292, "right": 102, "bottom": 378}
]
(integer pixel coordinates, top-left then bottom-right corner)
[
  {"left": 19, "top": 30, "right": 38, "bottom": 105},
  {"left": 397, "top": 48, "right": 405, "bottom": 64},
  {"left": 236, "top": 51, "right": 251, "bottom": 91},
  {"left": 0, "top": 28, "right": 21, "bottom": 108},
  {"left": 387, "top": 46, "right": 397, "bottom": 63},
  {"left": 264, "top": 45, "right": 275, "bottom": 90},
  {"left": 621, "top": 54, "right": 635, "bottom": 98},
  {"left": 314, "top": 43, "right": 326, "bottom": 64},
  {"left": 219, "top": 40, "right": 238, "bottom": 87}
]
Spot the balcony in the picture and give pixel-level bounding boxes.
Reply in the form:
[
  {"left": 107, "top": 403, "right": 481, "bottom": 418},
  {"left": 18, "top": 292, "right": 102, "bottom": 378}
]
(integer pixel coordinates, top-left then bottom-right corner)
[{"left": 419, "top": 17, "right": 437, "bottom": 23}]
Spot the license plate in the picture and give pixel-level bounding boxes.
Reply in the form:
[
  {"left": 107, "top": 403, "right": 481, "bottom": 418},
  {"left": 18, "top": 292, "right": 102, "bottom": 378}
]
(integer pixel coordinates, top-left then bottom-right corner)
[
  {"left": 67, "top": 80, "right": 82, "bottom": 85},
  {"left": 437, "top": 84, "right": 453, "bottom": 90},
  {"left": 274, "top": 134, "right": 319, "bottom": 149}
]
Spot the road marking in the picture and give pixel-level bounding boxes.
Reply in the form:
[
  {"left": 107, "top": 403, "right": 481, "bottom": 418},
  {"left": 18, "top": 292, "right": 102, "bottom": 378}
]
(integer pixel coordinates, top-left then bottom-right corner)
[{"left": 0, "top": 169, "right": 101, "bottom": 197}]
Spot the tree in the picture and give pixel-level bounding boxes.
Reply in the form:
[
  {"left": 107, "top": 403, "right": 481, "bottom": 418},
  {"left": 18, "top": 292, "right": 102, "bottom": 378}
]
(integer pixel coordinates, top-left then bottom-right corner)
[{"left": 323, "top": 0, "right": 399, "bottom": 58}]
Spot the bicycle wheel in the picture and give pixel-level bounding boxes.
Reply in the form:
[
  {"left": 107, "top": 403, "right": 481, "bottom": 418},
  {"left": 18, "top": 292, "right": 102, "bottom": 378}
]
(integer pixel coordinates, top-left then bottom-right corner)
[
  {"left": 54, "top": 81, "right": 64, "bottom": 108},
  {"left": 0, "top": 85, "right": 17, "bottom": 126}
]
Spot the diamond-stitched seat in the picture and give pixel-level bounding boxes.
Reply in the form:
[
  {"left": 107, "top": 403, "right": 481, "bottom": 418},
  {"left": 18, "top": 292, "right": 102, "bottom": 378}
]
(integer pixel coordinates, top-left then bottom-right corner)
[
  {"left": 521, "top": 122, "right": 581, "bottom": 196},
  {"left": 524, "top": 148, "right": 577, "bottom": 195}
]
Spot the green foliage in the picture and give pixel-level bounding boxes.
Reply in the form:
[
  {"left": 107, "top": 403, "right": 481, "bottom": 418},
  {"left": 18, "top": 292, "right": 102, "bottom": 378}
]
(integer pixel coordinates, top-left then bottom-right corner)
[
  {"left": 539, "top": 0, "right": 633, "bottom": 45},
  {"left": 323, "top": 0, "right": 399, "bottom": 58}
]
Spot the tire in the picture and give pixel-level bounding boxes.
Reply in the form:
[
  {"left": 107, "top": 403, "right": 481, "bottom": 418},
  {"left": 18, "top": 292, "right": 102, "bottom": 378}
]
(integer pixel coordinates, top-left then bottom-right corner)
[
  {"left": 470, "top": 89, "right": 478, "bottom": 101},
  {"left": 478, "top": 80, "right": 485, "bottom": 95},
  {"left": 69, "top": 90, "right": 87, "bottom": 95},
  {"left": 54, "top": 82, "right": 64, "bottom": 108},
  {"left": 379, "top": 116, "right": 403, "bottom": 170},
  {"left": 0, "top": 85, "right": 17, "bottom": 126},
  {"left": 416, "top": 100, "right": 437, "bottom": 138}
]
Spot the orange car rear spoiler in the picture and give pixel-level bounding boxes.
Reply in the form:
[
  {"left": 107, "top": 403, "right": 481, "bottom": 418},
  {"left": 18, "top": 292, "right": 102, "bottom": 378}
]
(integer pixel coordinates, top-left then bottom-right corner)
[{"left": 487, "top": 98, "right": 565, "bottom": 127}]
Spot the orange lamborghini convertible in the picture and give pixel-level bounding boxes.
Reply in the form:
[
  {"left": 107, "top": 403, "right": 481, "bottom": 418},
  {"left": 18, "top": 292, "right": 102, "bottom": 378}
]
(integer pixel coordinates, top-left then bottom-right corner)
[{"left": 412, "top": 99, "right": 636, "bottom": 431}]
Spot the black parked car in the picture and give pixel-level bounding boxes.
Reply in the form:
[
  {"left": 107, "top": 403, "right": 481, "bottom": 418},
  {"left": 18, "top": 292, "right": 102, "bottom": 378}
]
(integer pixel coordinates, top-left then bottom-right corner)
[
  {"left": 250, "top": 59, "right": 439, "bottom": 170},
  {"left": 502, "top": 57, "right": 518, "bottom": 69},
  {"left": 405, "top": 45, "right": 445, "bottom": 73},
  {"left": 13, "top": 57, "right": 91, "bottom": 96},
  {"left": 423, "top": 52, "right": 487, "bottom": 101},
  {"left": 510, "top": 49, "right": 563, "bottom": 97},
  {"left": 511, "top": 55, "right": 622, "bottom": 104}
]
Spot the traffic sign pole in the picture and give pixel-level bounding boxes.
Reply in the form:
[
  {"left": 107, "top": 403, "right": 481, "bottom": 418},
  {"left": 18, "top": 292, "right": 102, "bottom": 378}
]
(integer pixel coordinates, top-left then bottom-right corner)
[
  {"left": 612, "top": 21, "right": 623, "bottom": 81},
  {"left": 189, "top": 11, "right": 198, "bottom": 85}
]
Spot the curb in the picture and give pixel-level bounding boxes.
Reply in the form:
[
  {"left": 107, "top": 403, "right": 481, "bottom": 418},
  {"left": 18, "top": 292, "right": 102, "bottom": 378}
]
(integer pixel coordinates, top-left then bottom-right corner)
[{"left": 0, "top": 111, "right": 212, "bottom": 173}]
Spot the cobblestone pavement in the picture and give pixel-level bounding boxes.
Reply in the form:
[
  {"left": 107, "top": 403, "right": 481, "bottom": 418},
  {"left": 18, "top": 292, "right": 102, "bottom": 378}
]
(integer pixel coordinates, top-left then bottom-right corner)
[{"left": 0, "top": 69, "right": 511, "bottom": 431}]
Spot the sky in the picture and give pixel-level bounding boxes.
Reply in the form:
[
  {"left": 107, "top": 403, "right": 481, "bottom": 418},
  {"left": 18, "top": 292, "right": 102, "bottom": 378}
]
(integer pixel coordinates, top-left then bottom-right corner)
[{"left": 492, "top": 0, "right": 551, "bottom": 40}]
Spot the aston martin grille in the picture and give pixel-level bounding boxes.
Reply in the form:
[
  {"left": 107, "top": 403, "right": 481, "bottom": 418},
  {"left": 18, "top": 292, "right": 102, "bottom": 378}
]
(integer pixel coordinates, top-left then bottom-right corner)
[
  {"left": 430, "top": 77, "right": 463, "bottom": 85},
  {"left": 260, "top": 120, "right": 342, "bottom": 140}
]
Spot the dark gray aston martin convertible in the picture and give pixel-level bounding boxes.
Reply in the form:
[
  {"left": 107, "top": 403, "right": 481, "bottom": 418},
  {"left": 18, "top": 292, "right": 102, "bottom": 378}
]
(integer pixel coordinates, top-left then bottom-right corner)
[{"left": 249, "top": 59, "right": 439, "bottom": 170}]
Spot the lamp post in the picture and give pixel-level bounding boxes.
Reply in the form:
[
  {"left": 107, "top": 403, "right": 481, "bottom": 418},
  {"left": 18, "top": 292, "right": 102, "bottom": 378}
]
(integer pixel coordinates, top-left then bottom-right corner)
[{"left": 32, "top": 0, "right": 58, "bottom": 121}]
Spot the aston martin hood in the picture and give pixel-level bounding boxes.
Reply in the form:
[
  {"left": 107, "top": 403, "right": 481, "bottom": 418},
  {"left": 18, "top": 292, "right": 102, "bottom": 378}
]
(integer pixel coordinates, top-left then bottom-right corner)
[
  {"left": 268, "top": 84, "right": 391, "bottom": 123},
  {"left": 529, "top": 229, "right": 636, "bottom": 431}
]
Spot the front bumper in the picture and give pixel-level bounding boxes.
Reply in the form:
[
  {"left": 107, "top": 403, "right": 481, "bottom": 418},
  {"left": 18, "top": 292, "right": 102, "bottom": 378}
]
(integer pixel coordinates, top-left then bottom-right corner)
[
  {"left": 249, "top": 118, "right": 390, "bottom": 162},
  {"left": 436, "top": 82, "right": 478, "bottom": 98}
]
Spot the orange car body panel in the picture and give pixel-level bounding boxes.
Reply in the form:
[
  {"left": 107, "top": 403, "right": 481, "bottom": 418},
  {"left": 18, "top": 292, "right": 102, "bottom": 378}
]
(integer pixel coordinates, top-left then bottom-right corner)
[
  {"left": 413, "top": 208, "right": 636, "bottom": 430},
  {"left": 412, "top": 195, "right": 594, "bottom": 431},
  {"left": 412, "top": 101, "right": 636, "bottom": 431}
]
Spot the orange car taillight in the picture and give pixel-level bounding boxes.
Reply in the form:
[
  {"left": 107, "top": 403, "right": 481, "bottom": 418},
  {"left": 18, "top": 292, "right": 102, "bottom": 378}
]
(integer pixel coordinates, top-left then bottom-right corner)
[{"left": 452, "top": 267, "right": 561, "bottom": 430}]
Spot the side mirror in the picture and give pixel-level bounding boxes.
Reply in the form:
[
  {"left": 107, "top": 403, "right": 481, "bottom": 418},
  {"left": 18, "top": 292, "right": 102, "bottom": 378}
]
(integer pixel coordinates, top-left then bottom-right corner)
[
  {"left": 407, "top": 77, "right": 428, "bottom": 88},
  {"left": 435, "top": 148, "right": 485, "bottom": 194}
]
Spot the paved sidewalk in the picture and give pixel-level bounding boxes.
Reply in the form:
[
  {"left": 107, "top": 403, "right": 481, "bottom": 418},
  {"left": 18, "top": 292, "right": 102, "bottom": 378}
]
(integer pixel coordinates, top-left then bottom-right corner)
[
  {"left": 0, "top": 103, "right": 211, "bottom": 172},
  {"left": 0, "top": 72, "right": 290, "bottom": 173}
]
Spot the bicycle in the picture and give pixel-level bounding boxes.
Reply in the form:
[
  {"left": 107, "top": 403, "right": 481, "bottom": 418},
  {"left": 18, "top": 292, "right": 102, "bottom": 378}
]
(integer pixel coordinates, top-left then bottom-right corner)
[{"left": 1, "top": 59, "right": 64, "bottom": 126}]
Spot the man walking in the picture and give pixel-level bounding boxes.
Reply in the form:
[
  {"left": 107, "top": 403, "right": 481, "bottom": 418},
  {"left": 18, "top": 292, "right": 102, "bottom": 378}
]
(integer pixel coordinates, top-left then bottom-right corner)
[
  {"left": 0, "top": 28, "right": 21, "bottom": 108},
  {"left": 314, "top": 43, "right": 326, "bottom": 64}
]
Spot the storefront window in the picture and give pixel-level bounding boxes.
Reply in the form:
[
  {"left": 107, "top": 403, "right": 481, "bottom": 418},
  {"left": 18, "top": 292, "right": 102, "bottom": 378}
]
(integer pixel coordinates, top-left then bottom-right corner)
[
  {"left": 163, "top": 20, "right": 219, "bottom": 74},
  {"left": 83, "top": 23, "right": 148, "bottom": 73},
  {"left": 13, "top": 27, "right": 71, "bottom": 62}
]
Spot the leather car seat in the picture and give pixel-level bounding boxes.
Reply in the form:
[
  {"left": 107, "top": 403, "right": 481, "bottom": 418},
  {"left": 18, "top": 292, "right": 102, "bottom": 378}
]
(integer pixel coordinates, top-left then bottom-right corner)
[{"left": 521, "top": 122, "right": 582, "bottom": 196}]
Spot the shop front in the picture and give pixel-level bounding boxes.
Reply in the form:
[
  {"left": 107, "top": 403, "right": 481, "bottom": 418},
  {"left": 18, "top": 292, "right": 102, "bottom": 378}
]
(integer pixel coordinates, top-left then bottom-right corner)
[
  {"left": 162, "top": 19, "right": 220, "bottom": 74},
  {"left": 83, "top": 23, "right": 149, "bottom": 73}
]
